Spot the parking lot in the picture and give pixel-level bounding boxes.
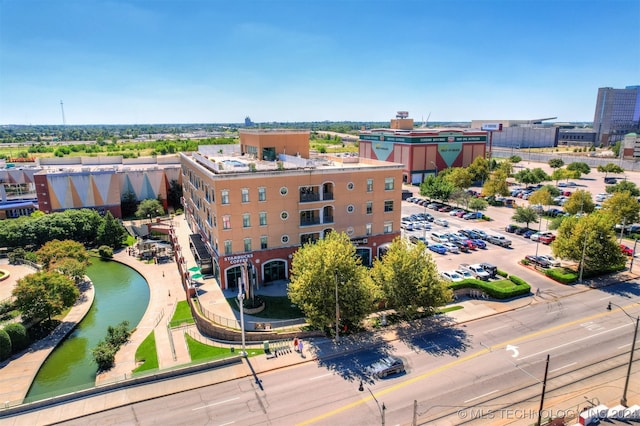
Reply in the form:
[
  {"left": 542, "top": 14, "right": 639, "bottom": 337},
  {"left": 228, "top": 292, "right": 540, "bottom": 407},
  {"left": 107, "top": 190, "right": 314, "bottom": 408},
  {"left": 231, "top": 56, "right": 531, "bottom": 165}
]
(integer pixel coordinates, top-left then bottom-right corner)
[{"left": 400, "top": 161, "right": 640, "bottom": 290}]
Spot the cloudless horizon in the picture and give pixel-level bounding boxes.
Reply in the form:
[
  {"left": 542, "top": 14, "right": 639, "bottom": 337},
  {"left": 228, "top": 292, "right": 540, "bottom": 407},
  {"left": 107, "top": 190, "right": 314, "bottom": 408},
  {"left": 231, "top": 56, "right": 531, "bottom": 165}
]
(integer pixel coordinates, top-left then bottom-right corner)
[{"left": 1, "top": 0, "right": 639, "bottom": 126}]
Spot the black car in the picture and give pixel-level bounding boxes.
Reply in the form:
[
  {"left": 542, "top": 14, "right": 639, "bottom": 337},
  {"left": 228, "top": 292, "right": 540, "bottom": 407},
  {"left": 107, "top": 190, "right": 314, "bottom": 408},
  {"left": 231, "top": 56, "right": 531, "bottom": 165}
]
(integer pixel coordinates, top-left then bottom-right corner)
[
  {"left": 505, "top": 224, "right": 518, "bottom": 233},
  {"left": 459, "top": 229, "right": 481, "bottom": 240},
  {"left": 514, "top": 227, "right": 530, "bottom": 236},
  {"left": 479, "top": 262, "right": 497, "bottom": 278}
]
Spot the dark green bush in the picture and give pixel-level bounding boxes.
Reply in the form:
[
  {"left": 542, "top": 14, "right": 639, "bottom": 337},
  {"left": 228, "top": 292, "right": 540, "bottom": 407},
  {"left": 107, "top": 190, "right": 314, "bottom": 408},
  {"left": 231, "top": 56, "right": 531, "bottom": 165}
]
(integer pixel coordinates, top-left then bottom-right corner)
[
  {"left": 449, "top": 278, "right": 531, "bottom": 299},
  {"left": 543, "top": 268, "right": 577, "bottom": 284},
  {"left": 496, "top": 269, "right": 508, "bottom": 278},
  {"left": 3, "top": 323, "right": 29, "bottom": 352},
  {"left": 0, "top": 329, "right": 11, "bottom": 361},
  {"left": 509, "top": 275, "right": 527, "bottom": 286},
  {"left": 521, "top": 258, "right": 531, "bottom": 266}
]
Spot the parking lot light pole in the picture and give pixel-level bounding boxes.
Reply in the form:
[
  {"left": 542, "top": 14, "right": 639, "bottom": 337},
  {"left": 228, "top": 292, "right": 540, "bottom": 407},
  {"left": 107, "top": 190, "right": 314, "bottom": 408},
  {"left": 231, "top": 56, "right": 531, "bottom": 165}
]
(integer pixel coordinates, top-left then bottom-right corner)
[
  {"left": 534, "top": 215, "right": 543, "bottom": 257},
  {"left": 334, "top": 273, "right": 340, "bottom": 343},
  {"left": 607, "top": 301, "right": 639, "bottom": 407}
]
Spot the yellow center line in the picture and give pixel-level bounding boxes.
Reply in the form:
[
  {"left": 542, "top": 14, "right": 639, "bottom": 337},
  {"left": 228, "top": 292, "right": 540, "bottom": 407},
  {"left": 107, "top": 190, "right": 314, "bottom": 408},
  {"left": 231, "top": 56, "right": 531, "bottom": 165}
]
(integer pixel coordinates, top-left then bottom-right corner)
[{"left": 297, "top": 301, "right": 639, "bottom": 425}]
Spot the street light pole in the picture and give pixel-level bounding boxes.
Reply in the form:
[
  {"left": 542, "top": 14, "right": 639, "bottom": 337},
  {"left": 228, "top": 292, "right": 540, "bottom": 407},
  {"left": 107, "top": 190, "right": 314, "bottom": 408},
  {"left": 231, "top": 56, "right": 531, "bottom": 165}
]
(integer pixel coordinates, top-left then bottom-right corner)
[
  {"left": 607, "top": 302, "right": 639, "bottom": 407},
  {"left": 368, "top": 388, "right": 386, "bottom": 426},
  {"left": 334, "top": 273, "right": 340, "bottom": 343}
]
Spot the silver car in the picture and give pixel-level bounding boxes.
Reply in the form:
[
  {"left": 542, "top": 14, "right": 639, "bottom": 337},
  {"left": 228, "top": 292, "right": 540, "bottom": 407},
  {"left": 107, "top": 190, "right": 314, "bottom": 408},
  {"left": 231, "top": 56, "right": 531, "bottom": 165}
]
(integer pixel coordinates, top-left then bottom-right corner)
[{"left": 367, "top": 356, "right": 405, "bottom": 378}]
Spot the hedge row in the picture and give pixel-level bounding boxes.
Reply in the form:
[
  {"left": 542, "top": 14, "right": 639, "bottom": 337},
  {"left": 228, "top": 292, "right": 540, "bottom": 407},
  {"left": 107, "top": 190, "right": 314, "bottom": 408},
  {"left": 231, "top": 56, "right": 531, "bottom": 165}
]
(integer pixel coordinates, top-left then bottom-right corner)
[
  {"left": 0, "top": 322, "right": 30, "bottom": 361},
  {"left": 448, "top": 277, "right": 531, "bottom": 299}
]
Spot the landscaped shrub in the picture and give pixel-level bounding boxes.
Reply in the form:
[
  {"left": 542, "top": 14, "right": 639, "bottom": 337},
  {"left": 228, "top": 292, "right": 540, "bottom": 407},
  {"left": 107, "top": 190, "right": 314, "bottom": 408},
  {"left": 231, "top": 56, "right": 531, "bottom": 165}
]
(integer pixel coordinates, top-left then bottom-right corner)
[
  {"left": 543, "top": 268, "right": 577, "bottom": 284},
  {"left": 0, "top": 328, "right": 11, "bottom": 361},
  {"left": 521, "top": 258, "right": 531, "bottom": 266},
  {"left": 508, "top": 275, "right": 527, "bottom": 286},
  {"left": 98, "top": 245, "right": 113, "bottom": 258},
  {"left": 449, "top": 278, "right": 531, "bottom": 299},
  {"left": 496, "top": 269, "right": 508, "bottom": 278},
  {"left": 3, "top": 323, "right": 29, "bottom": 353},
  {"left": 92, "top": 320, "right": 131, "bottom": 371}
]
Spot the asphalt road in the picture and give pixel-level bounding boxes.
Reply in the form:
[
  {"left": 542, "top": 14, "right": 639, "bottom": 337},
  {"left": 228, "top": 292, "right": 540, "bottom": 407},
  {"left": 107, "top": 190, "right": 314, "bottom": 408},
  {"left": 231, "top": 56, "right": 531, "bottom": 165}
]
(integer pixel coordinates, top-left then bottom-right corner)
[{"left": 55, "top": 283, "right": 640, "bottom": 426}]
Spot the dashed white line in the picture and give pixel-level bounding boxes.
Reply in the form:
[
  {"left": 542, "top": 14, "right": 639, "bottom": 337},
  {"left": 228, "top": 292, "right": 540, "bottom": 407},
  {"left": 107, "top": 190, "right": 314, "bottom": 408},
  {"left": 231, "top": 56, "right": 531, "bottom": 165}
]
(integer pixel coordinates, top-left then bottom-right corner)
[
  {"left": 618, "top": 343, "right": 631, "bottom": 349},
  {"left": 309, "top": 373, "right": 333, "bottom": 380},
  {"left": 550, "top": 362, "right": 576, "bottom": 373},
  {"left": 599, "top": 295, "right": 616, "bottom": 300},
  {"left": 192, "top": 397, "right": 240, "bottom": 411},
  {"left": 464, "top": 390, "right": 498, "bottom": 403},
  {"left": 486, "top": 325, "right": 508, "bottom": 333}
]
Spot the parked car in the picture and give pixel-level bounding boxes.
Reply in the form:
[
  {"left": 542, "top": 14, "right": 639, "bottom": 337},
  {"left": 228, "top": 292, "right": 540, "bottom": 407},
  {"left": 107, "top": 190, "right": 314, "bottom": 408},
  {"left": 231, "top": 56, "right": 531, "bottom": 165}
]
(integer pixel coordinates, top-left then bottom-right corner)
[
  {"left": 450, "top": 240, "right": 470, "bottom": 252},
  {"left": 431, "top": 232, "right": 449, "bottom": 243},
  {"left": 505, "top": 224, "right": 518, "bottom": 233},
  {"left": 455, "top": 269, "right": 474, "bottom": 280},
  {"left": 525, "top": 255, "right": 551, "bottom": 268},
  {"left": 438, "top": 205, "right": 453, "bottom": 213},
  {"left": 486, "top": 234, "right": 513, "bottom": 247},
  {"left": 442, "top": 242, "right": 460, "bottom": 254},
  {"left": 428, "top": 243, "right": 447, "bottom": 254},
  {"left": 463, "top": 212, "right": 479, "bottom": 220},
  {"left": 523, "top": 230, "right": 536, "bottom": 239},
  {"left": 620, "top": 244, "right": 634, "bottom": 256},
  {"left": 471, "top": 229, "right": 488, "bottom": 240},
  {"left": 434, "top": 218, "right": 449, "bottom": 227},
  {"left": 514, "top": 227, "right": 530, "bottom": 236},
  {"left": 459, "top": 229, "right": 481, "bottom": 239},
  {"left": 479, "top": 262, "right": 497, "bottom": 278},
  {"left": 537, "top": 255, "right": 560, "bottom": 266},
  {"left": 441, "top": 271, "right": 464, "bottom": 282},
  {"left": 409, "top": 235, "right": 428, "bottom": 245},
  {"left": 367, "top": 356, "right": 405, "bottom": 378},
  {"left": 449, "top": 209, "right": 464, "bottom": 217},
  {"left": 531, "top": 232, "right": 555, "bottom": 244},
  {"left": 459, "top": 263, "right": 490, "bottom": 280},
  {"left": 470, "top": 238, "right": 487, "bottom": 249}
]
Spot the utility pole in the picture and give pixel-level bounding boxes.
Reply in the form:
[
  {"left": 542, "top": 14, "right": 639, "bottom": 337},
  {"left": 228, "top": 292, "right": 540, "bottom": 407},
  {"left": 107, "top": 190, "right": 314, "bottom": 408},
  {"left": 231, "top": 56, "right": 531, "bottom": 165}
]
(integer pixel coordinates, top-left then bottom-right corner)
[
  {"left": 536, "top": 354, "right": 550, "bottom": 426},
  {"left": 60, "top": 100, "right": 66, "bottom": 126}
]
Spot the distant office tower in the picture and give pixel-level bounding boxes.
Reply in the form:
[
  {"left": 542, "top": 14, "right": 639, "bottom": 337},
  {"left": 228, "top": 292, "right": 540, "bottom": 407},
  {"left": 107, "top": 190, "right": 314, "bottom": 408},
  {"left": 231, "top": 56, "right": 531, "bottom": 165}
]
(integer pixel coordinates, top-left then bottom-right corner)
[
  {"left": 244, "top": 116, "right": 254, "bottom": 127},
  {"left": 593, "top": 86, "right": 640, "bottom": 146}
]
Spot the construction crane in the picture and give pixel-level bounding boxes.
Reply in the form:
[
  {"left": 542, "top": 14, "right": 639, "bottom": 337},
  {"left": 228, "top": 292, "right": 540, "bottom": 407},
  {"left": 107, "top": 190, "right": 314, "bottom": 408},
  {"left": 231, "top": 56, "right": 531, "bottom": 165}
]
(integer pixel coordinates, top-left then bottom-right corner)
[{"left": 421, "top": 112, "right": 431, "bottom": 128}]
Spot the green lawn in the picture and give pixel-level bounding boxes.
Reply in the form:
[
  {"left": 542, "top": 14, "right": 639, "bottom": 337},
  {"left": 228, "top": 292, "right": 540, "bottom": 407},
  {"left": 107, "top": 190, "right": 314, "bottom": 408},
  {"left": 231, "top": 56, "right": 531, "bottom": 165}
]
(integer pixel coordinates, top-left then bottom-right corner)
[
  {"left": 170, "top": 300, "right": 195, "bottom": 327},
  {"left": 133, "top": 331, "right": 158, "bottom": 373},
  {"left": 225, "top": 295, "right": 304, "bottom": 319},
  {"left": 185, "top": 334, "right": 264, "bottom": 361}
]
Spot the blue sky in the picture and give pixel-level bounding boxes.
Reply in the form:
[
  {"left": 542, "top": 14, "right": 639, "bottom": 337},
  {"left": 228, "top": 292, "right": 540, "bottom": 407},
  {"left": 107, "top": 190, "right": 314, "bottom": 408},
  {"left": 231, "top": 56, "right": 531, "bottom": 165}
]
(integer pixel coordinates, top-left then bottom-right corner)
[{"left": 1, "top": 0, "right": 639, "bottom": 125}]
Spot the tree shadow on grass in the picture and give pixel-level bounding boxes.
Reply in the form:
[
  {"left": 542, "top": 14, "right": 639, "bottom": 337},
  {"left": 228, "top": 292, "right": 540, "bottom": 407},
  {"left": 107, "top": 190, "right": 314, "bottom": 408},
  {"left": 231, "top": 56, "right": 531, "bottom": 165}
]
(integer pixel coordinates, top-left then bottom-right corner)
[{"left": 395, "top": 315, "right": 471, "bottom": 357}]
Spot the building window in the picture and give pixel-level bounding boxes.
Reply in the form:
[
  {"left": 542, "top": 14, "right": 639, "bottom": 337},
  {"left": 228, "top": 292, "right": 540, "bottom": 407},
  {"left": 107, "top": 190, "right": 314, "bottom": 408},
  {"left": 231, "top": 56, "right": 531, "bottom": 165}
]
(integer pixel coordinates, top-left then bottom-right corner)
[
  {"left": 366, "top": 223, "right": 372, "bottom": 235},
  {"left": 367, "top": 179, "right": 373, "bottom": 192},
  {"left": 347, "top": 182, "right": 354, "bottom": 190},
  {"left": 346, "top": 226, "right": 354, "bottom": 236},
  {"left": 384, "top": 200, "right": 394, "bottom": 212},
  {"left": 385, "top": 177, "right": 394, "bottom": 190},
  {"left": 281, "top": 211, "right": 289, "bottom": 220},
  {"left": 221, "top": 190, "right": 230, "bottom": 205},
  {"left": 280, "top": 186, "right": 288, "bottom": 196},
  {"left": 224, "top": 240, "right": 232, "bottom": 255},
  {"left": 243, "top": 213, "right": 250, "bottom": 228},
  {"left": 223, "top": 215, "right": 231, "bottom": 229},
  {"left": 347, "top": 204, "right": 355, "bottom": 213},
  {"left": 259, "top": 212, "right": 267, "bottom": 226},
  {"left": 384, "top": 222, "right": 393, "bottom": 233},
  {"left": 261, "top": 236, "right": 268, "bottom": 249},
  {"left": 281, "top": 235, "right": 289, "bottom": 244},
  {"left": 241, "top": 188, "right": 249, "bottom": 203},
  {"left": 244, "top": 238, "right": 251, "bottom": 252},
  {"left": 258, "top": 187, "right": 266, "bottom": 201},
  {"left": 213, "top": 214, "right": 217, "bottom": 227},
  {"left": 366, "top": 201, "right": 373, "bottom": 215}
]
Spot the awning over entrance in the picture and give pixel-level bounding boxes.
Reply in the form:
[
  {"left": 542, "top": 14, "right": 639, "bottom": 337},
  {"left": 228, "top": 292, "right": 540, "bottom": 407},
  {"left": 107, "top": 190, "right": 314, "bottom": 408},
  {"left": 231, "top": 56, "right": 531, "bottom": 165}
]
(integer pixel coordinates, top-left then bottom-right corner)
[{"left": 189, "top": 233, "right": 213, "bottom": 274}]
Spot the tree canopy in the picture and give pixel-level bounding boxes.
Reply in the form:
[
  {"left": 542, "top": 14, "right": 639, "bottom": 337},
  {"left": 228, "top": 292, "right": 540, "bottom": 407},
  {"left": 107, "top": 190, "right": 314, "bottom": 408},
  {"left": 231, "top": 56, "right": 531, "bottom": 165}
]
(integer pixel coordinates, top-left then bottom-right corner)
[
  {"left": 511, "top": 206, "right": 539, "bottom": 228},
  {"left": 482, "top": 170, "right": 510, "bottom": 197},
  {"left": 566, "top": 162, "right": 591, "bottom": 175},
  {"left": 370, "top": 237, "right": 451, "bottom": 318},
  {"left": 136, "top": 199, "right": 165, "bottom": 219},
  {"left": 288, "top": 232, "right": 376, "bottom": 332},
  {"left": 36, "top": 239, "right": 90, "bottom": 270},
  {"left": 600, "top": 191, "right": 640, "bottom": 226},
  {"left": 563, "top": 190, "right": 595, "bottom": 215},
  {"left": 443, "top": 167, "right": 473, "bottom": 190},
  {"left": 97, "top": 211, "right": 128, "bottom": 248},
  {"left": 420, "top": 175, "right": 455, "bottom": 203},
  {"left": 606, "top": 180, "right": 640, "bottom": 197},
  {"left": 13, "top": 271, "right": 79, "bottom": 321},
  {"left": 597, "top": 163, "right": 624, "bottom": 177},
  {"left": 528, "top": 188, "right": 554, "bottom": 207},
  {"left": 548, "top": 158, "right": 565, "bottom": 169},
  {"left": 467, "top": 156, "right": 490, "bottom": 183}
]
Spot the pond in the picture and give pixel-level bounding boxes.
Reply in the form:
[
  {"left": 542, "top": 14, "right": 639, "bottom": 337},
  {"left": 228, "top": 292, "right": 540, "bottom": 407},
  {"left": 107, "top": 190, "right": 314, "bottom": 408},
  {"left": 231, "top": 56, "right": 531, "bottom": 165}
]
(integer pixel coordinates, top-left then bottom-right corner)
[{"left": 25, "top": 259, "right": 149, "bottom": 401}]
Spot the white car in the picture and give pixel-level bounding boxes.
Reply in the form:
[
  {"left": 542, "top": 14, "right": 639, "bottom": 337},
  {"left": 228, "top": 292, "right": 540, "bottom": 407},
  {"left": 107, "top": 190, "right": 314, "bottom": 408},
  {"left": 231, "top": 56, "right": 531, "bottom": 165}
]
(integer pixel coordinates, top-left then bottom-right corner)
[
  {"left": 441, "top": 271, "right": 464, "bottom": 282},
  {"left": 434, "top": 218, "right": 449, "bottom": 227},
  {"left": 455, "top": 269, "right": 474, "bottom": 280},
  {"left": 537, "top": 255, "right": 560, "bottom": 267},
  {"left": 442, "top": 242, "right": 459, "bottom": 254}
]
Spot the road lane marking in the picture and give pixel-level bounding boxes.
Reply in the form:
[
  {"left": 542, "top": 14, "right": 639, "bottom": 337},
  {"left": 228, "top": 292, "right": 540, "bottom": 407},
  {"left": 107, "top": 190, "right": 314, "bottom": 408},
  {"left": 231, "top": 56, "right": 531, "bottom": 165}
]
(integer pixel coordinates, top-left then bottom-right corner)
[
  {"left": 217, "top": 422, "right": 236, "bottom": 426},
  {"left": 309, "top": 373, "right": 333, "bottom": 380},
  {"left": 550, "top": 362, "right": 576, "bottom": 373},
  {"left": 297, "top": 300, "right": 640, "bottom": 425},
  {"left": 464, "top": 390, "right": 498, "bottom": 403},
  {"left": 618, "top": 343, "right": 631, "bottom": 349},
  {"left": 486, "top": 325, "right": 508, "bottom": 333},
  {"left": 192, "top": 397, "right": 240, "bottom": 411},
  {"left": 599, "top": 295, "right": 616, "bottom": 300},
  {"left": 518, "top": 323, "right": 632, "bottom": 361}
]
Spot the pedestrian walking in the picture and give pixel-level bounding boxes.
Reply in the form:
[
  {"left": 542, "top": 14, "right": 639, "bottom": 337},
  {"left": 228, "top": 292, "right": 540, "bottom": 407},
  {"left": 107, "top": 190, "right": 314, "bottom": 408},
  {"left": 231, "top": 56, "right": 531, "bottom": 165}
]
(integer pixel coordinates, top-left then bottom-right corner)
[
  {"left": 293, "top": 337, "right": 299, "bottom": 352},
  {"left": 298, "top": 340, "right": 304, "bottom": 357},
  {"left": 162, "top": 271, "right": 165, "bottom": 278}
]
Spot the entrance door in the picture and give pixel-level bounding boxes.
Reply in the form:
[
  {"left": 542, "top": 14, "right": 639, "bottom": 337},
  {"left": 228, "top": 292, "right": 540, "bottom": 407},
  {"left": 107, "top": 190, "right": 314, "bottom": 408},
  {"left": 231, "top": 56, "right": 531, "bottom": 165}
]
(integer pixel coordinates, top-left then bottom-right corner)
[
  {"left": 355, "top": 248, "right": 371, "bottom": 267},
  {"left": 263, "top": 260, "right": 286, "bottom": 283},
  {"left": 226, "top": 266, "right": 243, "bottom": 289}
]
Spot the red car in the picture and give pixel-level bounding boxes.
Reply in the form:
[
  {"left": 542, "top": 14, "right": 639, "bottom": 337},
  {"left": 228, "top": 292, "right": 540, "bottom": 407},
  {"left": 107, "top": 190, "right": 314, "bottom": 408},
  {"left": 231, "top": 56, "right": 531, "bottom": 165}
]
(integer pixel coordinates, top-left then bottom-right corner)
[
  {"left": 620, "top": 244, "right": 634, "bottom": 256},
  {"left": 539, "top": 233, "right": 556, "bottom": 244}
]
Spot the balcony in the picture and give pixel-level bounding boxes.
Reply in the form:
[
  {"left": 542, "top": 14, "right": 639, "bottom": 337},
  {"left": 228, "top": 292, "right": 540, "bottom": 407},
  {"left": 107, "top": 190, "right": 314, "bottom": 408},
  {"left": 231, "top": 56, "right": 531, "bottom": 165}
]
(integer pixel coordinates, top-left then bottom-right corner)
[
  {"left": 299, "top": 193, "right": 320, "bottom": 203},
  {"left": 300, "top": 218, "right": 321, "bottom": 227},
  {"left": 323, "top": 215, "right": 334, "bottom": 224}
]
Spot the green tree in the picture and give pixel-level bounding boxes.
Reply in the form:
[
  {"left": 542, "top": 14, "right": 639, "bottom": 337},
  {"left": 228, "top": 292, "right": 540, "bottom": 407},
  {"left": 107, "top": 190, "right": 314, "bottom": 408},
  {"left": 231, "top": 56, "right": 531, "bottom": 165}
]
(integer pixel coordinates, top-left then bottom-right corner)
[
  {"left": 288, "top": 232, "right": 376, "bottom": 332},
  {"left": 597, "top": 163, "right": 624, "bottom": 177},
  {"left": 55, "top": 257, "right": 87, "bottom": 284},
  {"left": 167, "top": 179, "right": 183, "bottom": 210},
  {"left": 467, "top": 156, "right": 490, "bottom": 183},
  {"left": 606, "top": 180, "right": 640, "bottom": 197},
  {"left": 566, "top": 162, "right": 591, "bottom": 175},
  {"left": 450, "top": 189, "right": 472, "bottom": 209},
  {"left": 553, "top": 213, "right": 625, "bottom": 273},
  {"left": 482, "top": 170, "right": 510, "bottom": 197},
  {"left": 563, "top": 190, "right": 595, "bottom": 215},
  {"left": 370, "top": 237, "right": 451, "bottom": 319},
  {"left": 612, "top": 141, "right": 622, "bottom": 157},
  {"left": 468, "top": 197, "right": 488, "bottom": 214},
  {"left": 136, "top": 199, "right": 165, "bottom": 220},
  {"left": 443, "top": 167, "right": 473, "bottom": 190},
  {"left": 540, "top": 184, "right": 561, "bottom": 197},
  {"left": 511, "top": 206, "right": 539, "bottom": 228},
  {"left": 531, "top": 168, "right": 550, "bottom": 182},
  {"left": 549, "top": 158, "right": 565, "bottom": 169},
  {"left": 600, "top": 191, "right": 640, "bottom": 227},
  {"left": 529, "top": 188, "right": 554, "bottom": 209},
  {"left": 420, "top": 175, "right": 455, "bottom": 203},
  {"left": 36, "top": 239, "right": 90, "bottom": 270},
  {"left": 12, "top": 271, "right": 79, "bottom": 321},
  {"left": 495, "top": 160, "right": 513, "bottom": 177},
  {"left": 0, "top": 329, "right": 10, "bottom": 361},
  {"left": 551, "top": 168, "right": 568, "bottom": 185},
  {"left": 120, "top": 191, "right": 138, "bottom": 218},
  {"left": 509, "top": 155, "right": 522, "bottom": 164},
  {"left": 514, "top": 169, "right": 539, "bottom": 185},
  {"left": 97, "top": 211, "right": 128, "bottom": 248}
]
